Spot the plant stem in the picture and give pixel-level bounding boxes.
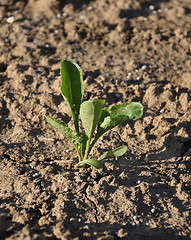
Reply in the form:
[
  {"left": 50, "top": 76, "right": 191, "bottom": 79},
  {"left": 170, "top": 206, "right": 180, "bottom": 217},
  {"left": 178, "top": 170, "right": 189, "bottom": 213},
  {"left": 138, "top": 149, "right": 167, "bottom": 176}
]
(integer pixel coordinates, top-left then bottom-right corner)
[{"left": 83, "top": 137, "right": 91, "bottom": 160}]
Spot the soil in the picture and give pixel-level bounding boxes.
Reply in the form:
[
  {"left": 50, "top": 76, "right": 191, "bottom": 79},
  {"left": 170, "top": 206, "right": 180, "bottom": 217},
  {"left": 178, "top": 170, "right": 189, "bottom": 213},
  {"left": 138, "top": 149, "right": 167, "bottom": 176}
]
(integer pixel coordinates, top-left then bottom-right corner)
[{"left": 0, "top": 0, "right": 191, "bottom": 239}]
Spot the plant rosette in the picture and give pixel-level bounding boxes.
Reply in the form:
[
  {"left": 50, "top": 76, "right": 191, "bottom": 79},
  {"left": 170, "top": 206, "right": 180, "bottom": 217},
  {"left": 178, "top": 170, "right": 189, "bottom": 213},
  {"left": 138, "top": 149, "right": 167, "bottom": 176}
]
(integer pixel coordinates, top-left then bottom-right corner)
[{"left": 45, "top": 60, "right": 143, "bottom": 169}]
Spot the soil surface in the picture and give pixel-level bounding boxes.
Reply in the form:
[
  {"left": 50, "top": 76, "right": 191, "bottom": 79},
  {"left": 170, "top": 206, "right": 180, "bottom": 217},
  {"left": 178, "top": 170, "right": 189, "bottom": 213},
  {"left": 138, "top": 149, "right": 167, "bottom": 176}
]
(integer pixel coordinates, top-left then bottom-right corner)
[{"left": 0, "top": 0, "right": 191, "bottom": 239}]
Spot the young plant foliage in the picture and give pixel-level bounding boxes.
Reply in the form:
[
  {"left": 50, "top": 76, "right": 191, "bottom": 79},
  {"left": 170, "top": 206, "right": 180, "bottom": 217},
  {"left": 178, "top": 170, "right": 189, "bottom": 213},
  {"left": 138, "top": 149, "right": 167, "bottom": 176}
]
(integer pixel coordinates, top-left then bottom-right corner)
[{"left": 45, "top": 59, "right": 143, "bottom": 169}]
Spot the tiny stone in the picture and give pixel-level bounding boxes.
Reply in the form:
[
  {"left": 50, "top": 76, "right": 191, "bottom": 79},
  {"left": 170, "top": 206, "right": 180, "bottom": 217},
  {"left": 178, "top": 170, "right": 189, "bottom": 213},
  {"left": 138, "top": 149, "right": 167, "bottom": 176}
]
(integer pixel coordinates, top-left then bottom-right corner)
[
  {"left": 88, "top": 6, "right": 93, "bottom": 11},
  {"left": 131, "top": 151, "right": 134, "bottom": 154},
  {"left": 98, "top": 141, "right": 103, "bottom": 144},
  {"left": 135, "top": 69, "right": 139, "bottom": 72},
  {"left": 157, "top": 9, "right": 162, "bottom": 13},
  {"left": 160, "top": 109, "right": 164, "bottom": 113},
  {"left": 63, "top": 12, "right": 68, "bottom": 17},
  {"left": 93, "top": 181, "right": 97, "bottom": 184},
  {"left": 136, "top": 220, "right": 140, "bottom": 225},
  {"left": 152, "top": 11, "right": 157, "bottom": 14},
  {"left": 77, "top": 19, "right": 83, "bottom": 24},
  {"left": 66, "top": 149, "right": 70, "bottom": 153},
  {"left": 115, "top": 93, "right": 121, "bottom": 98},
  {"left": 133, "top": 216, "right": 137, "bottom": 220},
  {"left": 45, "top": 44, "right": 50, "bottom": 48},
  {"left": 141, "top": 65, "right": 147, "bottom": 70},
  {"left": 68, "top": 17, "right": 73, "bottom": 21},
  {"left": 132, "top": 222, "right": 136, "bottom": 226},
  {"left": 64, "top": 188, "right": 68, "bottom": 192},
  {"left": 50, "top": 161, "right": 53, "bottom": 164},
  {"left": 54, "top": 30, "right": 59, "bottom": 34},
  {"left": 33, "top": 173, "right": 39, "bottom": 177},
  {"left": 149, "top": 5, "right": 155, "bottom": 11},
  {"left": 144, "top": 157, "right": 149, "bottom": 162},
  {"left": 56, "top": 13, "right": 61, "bottom": 19},
  {"left": 78, "top": 218, "right": 81, "bottom": 222},
  {"left": 7, "top": 16, "right": 15, "bottom": 23},
  {"left": 137, "top": 76, "right": 140, "bottom": 80},
  {"left": 118, "top": 210, "right": 122, "bottom": 213},
  {"left": 136, "top": 180, "right": 141, "bottom": 184},
  {"left": 127, "top": 72, "right": 132, "bottom": 76},
  {"left": 151, "top": 208, "right": 155, "bottom": 213}
]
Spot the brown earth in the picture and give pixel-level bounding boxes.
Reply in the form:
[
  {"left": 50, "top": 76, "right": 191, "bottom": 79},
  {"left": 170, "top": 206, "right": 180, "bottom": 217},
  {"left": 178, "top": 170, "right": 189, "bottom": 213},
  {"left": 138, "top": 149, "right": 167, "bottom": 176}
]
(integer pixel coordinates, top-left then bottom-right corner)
[{"left": 0, "top": 0, "right": 191, "bottom": 239}]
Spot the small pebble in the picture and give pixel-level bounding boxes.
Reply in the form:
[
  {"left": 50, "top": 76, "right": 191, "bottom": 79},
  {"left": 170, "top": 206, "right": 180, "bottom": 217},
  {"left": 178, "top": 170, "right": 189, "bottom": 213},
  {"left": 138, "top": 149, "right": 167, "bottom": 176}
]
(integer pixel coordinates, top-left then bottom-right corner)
[
  {"left": 132, "top": 222, "right": 136, "bottom": 226},
  {"left": 135, "top": 69, "right": 139, "bottom": 72},
  {"left": 127, "top": 72, "right": 132, "bottom": 76},
  {"left": 118, "top": 210, "right": 122, "bottom": 213},
  {"left": 77, "top": 19, "right": 83, "bottom": 24},
  {"left": 160, "top": 109, "right": 164, "bottom": 113},
  {"left": 133, "top": 216, "right": 137, "bottom": 220},
  {"left": 137, "top": 76, "right": 140, "bottom": 80},
  {"left": 144, "top": 157, "right": 149, "bottom": 162},
  {"left": 88, "top": 6, "right": 93, "bottom": 11},
  {"left": 63, "top": 12, "right": 68, "bottom": 17},
  {"left": 64, "top": 188, "right": 68, "bottom": 192},
  {"left": 7, "top": 16, "right": 15, "bottom": 23},
  {"left": 56, "top": 13, "right": 61, "bottom": 19},
  {"left": 141, "top": 65, "right": 147, "bottom": 70},
  {"left": 54, "top": 30, "right": 59, "bottom": 34},
  {"left": 93, "top": 181, "right": 97, "bottom": 184},
  {"left": 149, "top": 5, "right": 155, "bottom": 11},
  {"left": 151, "top": 208, "right": 155, "bottom": 213},
  {"left": 78, "top": 218, "right": 81, "bottom": 222},
  {"left": 115, "top": 93, "right": 121, "bottom": 98},
  {"left": 152, "top": 11, "right": 157, "bottom": 14},
  {"left": 50, "top": 161, "right": 53, "bottom": 164},
  {"left": 45, "top": 44, "right": 50, "bottom": 48},
  {"left": 66, "top": 149, "right": 70, "bottom": 153},
  {"left": 136, "top": 220, "right": 140, "bottom": 225},
  {"left": 33, "top": 173, "right": 39, "bottom": 177},
  {"left": 136, "top": 180, "right": 141, "bottom": 184},
  {"left": 157, "top": 9, "right": 162, "bottom": 13},
  {"left": 131, "top": 151, "right": 134, "bottom": 154}
]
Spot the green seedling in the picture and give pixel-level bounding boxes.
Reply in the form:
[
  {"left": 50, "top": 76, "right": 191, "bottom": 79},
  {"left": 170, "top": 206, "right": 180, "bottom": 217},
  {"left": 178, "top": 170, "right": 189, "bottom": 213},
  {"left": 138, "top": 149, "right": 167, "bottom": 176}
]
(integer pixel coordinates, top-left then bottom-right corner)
[{"left": 45, "top": 60, "right": 143, "bottom": 169}]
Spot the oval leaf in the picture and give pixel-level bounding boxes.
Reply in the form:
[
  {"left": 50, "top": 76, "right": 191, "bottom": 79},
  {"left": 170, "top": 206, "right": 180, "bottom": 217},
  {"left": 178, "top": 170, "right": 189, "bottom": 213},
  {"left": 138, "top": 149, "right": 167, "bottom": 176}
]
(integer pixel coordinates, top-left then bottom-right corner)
[
  {"left": 80, "top": 100, "right": 105, "bottom": 139},
  {"left": 96, "top": 102, "right": 143, "bottom": 140},
  {"left": 78, "top": 159, "right": 103, "bottom": 169},
  {"left": 98, "top": 145, "right": 127, "bottom": 161},
  {"left": 61, "top": 59, "right": 84, "bottom": 133},
  {"left": 45, "top": 115, "right": 81, "bottom": 146}
]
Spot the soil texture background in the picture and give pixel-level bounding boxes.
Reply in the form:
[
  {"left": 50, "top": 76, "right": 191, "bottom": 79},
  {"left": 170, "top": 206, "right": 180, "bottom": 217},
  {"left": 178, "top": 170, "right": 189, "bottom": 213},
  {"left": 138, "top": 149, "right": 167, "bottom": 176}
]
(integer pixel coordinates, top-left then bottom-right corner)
[{"left": 0, "top": 0, "right": 191, "bottom": 239}]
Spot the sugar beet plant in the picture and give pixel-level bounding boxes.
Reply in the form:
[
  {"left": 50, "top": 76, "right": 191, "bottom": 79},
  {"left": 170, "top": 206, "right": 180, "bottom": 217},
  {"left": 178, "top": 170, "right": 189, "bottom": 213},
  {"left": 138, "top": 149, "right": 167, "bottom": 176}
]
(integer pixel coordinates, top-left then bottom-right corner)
[{"left": 45, "top": 60, "right": 143, "bottom": 169}]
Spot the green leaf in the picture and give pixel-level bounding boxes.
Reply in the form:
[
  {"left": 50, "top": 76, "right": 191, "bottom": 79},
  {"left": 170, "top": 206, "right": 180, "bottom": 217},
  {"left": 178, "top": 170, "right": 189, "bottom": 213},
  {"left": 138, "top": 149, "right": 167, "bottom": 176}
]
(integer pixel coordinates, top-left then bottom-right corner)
[
  {"left": 60, "top": 59, "right": 84, "bottom": 134},
  {"left": 98, "top": 145, "right": 128, "bottom": 161},
  {"left": 80, "top": 100, "right": 105, "bottom": 139},
  {"left": 45, "top": 115, "right": 81, "bottom": 146},
  {"left": 78, "top": 159, "right": 103, "bottom": 169},
  {"left": 97, "top": 102, "right": 143, "bottom": 139}
]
